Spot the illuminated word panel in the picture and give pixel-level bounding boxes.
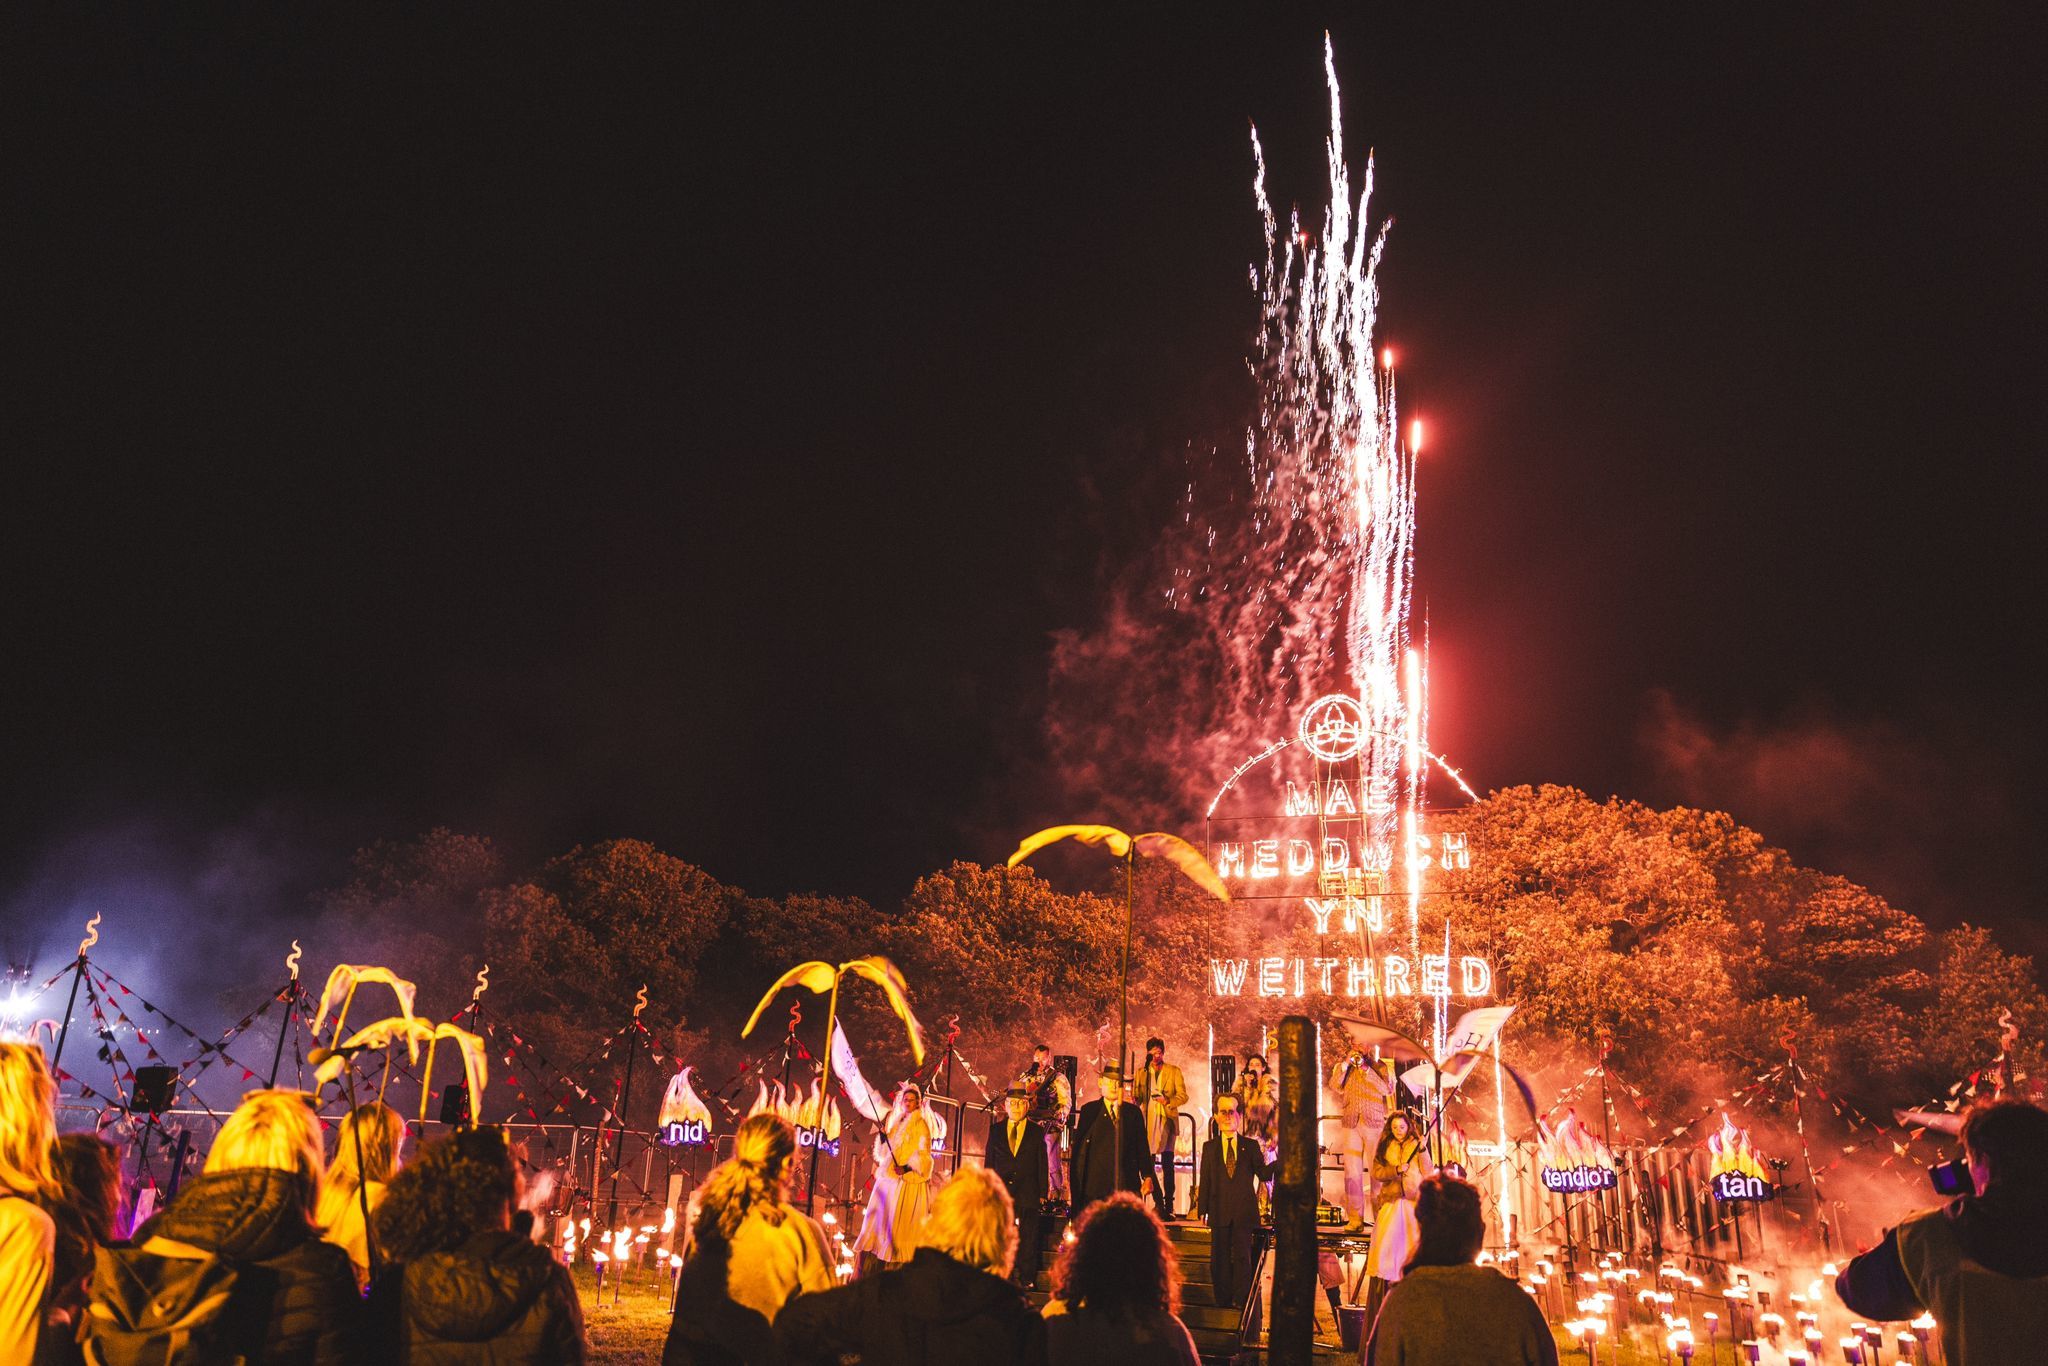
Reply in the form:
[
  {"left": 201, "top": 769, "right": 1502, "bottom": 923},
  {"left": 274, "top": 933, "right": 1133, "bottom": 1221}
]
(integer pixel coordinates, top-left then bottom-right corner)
[
  {"left": 1541, "top": 1165, "right": 1618, "bottom": 1193},
  {"left": 797, "top": 1125, "right": 840, "bottom": 1158},
  {"left": 659, "top": 1120, "right": 711, "bottom": 1148},
  {"left": 1711, "top": 1172, "right": 1776, "bottom": 1203},
  {"left": 1209, "top": 825, "right": 1470, "bottom": 901},
  {"left": 1210, "top": 954, "right": 1493, "bottom": 999}
]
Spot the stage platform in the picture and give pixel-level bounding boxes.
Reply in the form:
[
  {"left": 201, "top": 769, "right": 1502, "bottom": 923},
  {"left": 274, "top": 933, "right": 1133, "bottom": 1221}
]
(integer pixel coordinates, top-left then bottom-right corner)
[{"left": 1028, "top": 1213, "right": 1373, "bottom": 1363}]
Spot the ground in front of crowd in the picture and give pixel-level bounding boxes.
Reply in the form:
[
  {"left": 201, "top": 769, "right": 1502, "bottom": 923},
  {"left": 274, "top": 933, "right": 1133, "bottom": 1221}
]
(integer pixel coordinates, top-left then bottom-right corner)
[{"left": 576, "top": 1263, "right": 674, "bottom": 1364}]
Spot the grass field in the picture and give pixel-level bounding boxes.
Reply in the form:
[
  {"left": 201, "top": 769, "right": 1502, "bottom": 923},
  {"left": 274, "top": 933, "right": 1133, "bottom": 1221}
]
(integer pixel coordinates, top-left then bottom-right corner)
[{"left": 575, "top": 1262, "right": 676, "bottom": 1365}]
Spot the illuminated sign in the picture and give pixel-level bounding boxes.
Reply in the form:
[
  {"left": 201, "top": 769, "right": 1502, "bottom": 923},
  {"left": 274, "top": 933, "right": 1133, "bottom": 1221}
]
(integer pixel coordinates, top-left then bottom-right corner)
[
  {"left": 1538, "top": 1109, "right": 1617, "bottom": 1194},
  {"left": 659, "top": 1120, "right": 710, "bottom": 1148},
  {"left": 1706, "top": 1115, "right": 1776, "bottom": 1203},
  {"left": 797, "top": 1125, "right": 840, "bottom": 1158},
  {"left": 1299, "top": 694, "right": 1368, "bottom": 763},
  {"left": 1209, "top": 954, "right": 1492, "bottom": 999}
]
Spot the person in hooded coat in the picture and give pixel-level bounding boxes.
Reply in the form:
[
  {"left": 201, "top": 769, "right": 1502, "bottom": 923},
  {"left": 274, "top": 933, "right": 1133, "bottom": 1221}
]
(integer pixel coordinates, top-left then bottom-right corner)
[
  {"left": 1837, "top": 1099, "right": 2048, "bottom": 1366},
  {"left": 101, "top": 1088, "right": 358, "bottom": 1365},
  {"left": 778, "top": 1166, "right": 1046, "bottom": 1366},
  {"left": 370, "top": 1126, "right": 585, "bottom": 1364}
]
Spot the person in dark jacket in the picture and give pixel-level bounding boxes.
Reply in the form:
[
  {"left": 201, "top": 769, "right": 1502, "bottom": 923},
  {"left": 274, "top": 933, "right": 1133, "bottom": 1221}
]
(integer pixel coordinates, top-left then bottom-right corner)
[
  {"left": 1836, "top": 1099, "right": 2048, "bottom": 1365},
  {"left": 1043, "top": 1192, "right": 1197, "bottom": 1366},
  {"left": 1196, "top": 1093, "right": 1270, "bottom": 1309},
  {"left": 984, "top": 1088, "right": 1051, "bottom": 1287},
  {"left": 1363, "top": 1175, "right": 1556, "bottom": 1366},
  {"left": 106, "top": 1089, "right": 358, "bottom": 1365},
  {"left": 372, "top": 1126, "right": 586, "bottom": 1364},
  {"left": 778, "top": 1165, "right": 1045, "bottom": 1366},
  {"left": 1069, "top": 1067, "right": 1149, "bottom": 1214}
]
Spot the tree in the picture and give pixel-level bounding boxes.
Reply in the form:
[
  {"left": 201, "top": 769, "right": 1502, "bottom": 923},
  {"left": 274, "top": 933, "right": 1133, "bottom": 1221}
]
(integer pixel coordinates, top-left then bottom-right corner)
[{"left": 309, "top": 828, "right": 504, "bottom": 1011}]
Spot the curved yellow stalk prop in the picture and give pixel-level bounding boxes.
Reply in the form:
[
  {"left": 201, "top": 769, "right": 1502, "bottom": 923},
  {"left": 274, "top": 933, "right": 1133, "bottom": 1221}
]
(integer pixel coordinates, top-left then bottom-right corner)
[
  {"left": 839, "top": 956, "right": 926, "bottom": 1066},
  {"left": 1133, "top": 832, "right": 1231, "bottom": 903},
  {"left": 312, "top": 964, "right": 419, "bottom": 1044},
  {"left": 314, "top": 1015, "right": 488, "bottom": 1125},
  {"left": 1007, "top": 824, "right": 1131, "bottom": 864},
  {"left": 741, "top": 961, "right": 838, "bottom": 1039}
]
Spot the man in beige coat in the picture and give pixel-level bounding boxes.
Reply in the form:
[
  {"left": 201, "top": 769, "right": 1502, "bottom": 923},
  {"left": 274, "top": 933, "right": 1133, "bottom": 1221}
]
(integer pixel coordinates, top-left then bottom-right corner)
[{"left": 1134, "top": 1036, "right": 1189, "bottom": 1219}]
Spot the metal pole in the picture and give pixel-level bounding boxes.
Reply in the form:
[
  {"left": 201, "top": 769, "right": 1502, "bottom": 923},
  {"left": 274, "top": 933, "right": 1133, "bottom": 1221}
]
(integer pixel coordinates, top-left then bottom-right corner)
[
  {"left": 49, "top": 956, "right": 87, "bottom": 1073},
  {"left": 1114, "top": 847, "right": 1133, "bottom": 1194},
  {"left": 1272, "top": 1015, "right": 1317, "bottom": 1366},
  {"left": 608, "top": 1025, "right": 639, "bottom": 1232},
  {"left": 265, "top": 980, "right": 295, "bottom": 1089},
  {"left": 806, "top": 970, "right": 843, "bottom": 1214}
]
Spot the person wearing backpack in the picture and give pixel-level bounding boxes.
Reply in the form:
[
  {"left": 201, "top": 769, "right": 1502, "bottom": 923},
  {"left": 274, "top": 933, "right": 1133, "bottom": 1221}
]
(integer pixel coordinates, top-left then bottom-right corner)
[
  {"left": 83, "top": 1088, "right": 358, "bottom": 1365},
  {"left": 1, "top": 1043, "right": 62, "bottom": 1364},
  {"left": 368, "top": 1126, "right": 585, "bottom": 1364}
]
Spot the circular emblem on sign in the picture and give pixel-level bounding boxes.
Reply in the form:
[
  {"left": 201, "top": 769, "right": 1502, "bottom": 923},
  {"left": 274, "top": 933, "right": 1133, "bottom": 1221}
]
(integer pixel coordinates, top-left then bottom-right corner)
[{"left": 1298, "top": 694, "right": 1367, "bottom": 763}]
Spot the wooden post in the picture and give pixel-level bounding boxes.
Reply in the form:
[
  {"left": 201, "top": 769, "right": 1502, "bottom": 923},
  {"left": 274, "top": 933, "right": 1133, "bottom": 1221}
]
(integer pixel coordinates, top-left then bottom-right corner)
[{"left": 1272, "top": 1015, "right": 1317, "bottom": 1366}]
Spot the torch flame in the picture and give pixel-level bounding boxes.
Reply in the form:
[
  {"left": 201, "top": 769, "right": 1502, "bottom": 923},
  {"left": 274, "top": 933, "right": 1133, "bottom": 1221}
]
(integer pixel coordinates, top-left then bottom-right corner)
[
  {"left": 1537, "top": 1108, "right": 1615, "bottom": 1173},
  {"left": 1707, "top": 1113, "right": 1771, "bottom": 1183}
]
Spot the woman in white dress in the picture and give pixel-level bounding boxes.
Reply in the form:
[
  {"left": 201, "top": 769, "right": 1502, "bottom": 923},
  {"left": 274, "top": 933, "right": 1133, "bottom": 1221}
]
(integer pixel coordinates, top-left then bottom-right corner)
[{"left": 852, "top": 1080, "right": 936, "bottom": 1273}]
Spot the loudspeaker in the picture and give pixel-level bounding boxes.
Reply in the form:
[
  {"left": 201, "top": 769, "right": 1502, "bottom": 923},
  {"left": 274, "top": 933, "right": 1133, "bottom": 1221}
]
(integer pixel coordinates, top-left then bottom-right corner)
[
  {"left": 1210, "top": 1054, "right": 1238, "bottom": 1097},
  {"left": 1054, "top": 1055, "right": 1079, "bottom": 1128},
  {"left": 131, "top": 1066, "right": 177, "bottom": 1115},
  {"left": 438, "top": 1083, "right": 471, "bottom": 1126}
]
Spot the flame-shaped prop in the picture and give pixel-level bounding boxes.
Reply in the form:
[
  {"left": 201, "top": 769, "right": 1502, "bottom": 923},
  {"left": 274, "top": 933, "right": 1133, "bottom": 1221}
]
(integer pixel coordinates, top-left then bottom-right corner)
[
  {"left": 1006, "top": 826, "right": 1232, "bottom": 903},
  {"left": 1536, "top": 1108, "right": 1617, "bottom": 1192},
  {"left": 1706, "top": 1113, "right": 1777, "bottom": 1201},
  {"left": 78, "top": 913, "right": 102, "bottom": 958},
  {"left": 312, "top": 965, "right": 419, "bottom": 1046},
  {"left": 316, "top": 1014, "right": 487, "bottom": 1126},
  {"left": 745, "top": 1078, "right": 844, "bottom": 1142},
  {"left": 658, "top": 1066, "right": 715, "bottom": 1131}
]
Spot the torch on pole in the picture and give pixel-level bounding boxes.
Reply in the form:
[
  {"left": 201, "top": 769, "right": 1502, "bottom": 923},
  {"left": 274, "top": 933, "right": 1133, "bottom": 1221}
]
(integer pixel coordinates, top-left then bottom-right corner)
[
  {"left": 607, "top": 987, "right": 648, "bottom": 1233},
  {"left": 49, "top": 914, "right": 101, "bottom": 1075}
]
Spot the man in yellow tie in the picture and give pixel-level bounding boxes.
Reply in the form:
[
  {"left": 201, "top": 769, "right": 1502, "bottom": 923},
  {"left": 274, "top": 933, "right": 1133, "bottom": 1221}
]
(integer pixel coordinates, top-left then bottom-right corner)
[
  {"left": 983, "top": 1086, "right": 1049, "bottom": 1285},
  {"left": 1199, "top": 1094, "right": 1272, "bottom": 1306}
]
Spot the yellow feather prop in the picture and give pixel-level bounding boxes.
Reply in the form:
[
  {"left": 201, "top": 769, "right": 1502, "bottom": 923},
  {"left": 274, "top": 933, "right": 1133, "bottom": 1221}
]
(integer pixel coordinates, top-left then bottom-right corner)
[
  {"left": 312, "top": 965, "right": 419, "bottom": 1042},
  {"left": 1133, "top": 832, "right": 1231, "bottom": 903},
  {"left": 839, "top": 956, "right": 927, "bottom": 1066},
  {"left": 742, "top": 961, "right": 839, "bottom": 1039},
  {"left": 1006, "top": 824, "right": 1131, "bottom": 865}
]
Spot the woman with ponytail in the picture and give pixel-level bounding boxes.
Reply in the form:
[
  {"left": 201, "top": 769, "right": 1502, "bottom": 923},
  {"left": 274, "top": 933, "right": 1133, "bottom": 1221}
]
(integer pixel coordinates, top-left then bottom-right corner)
[{"left": 663, "top": 1112, "right": 836, "bottom": 1366}]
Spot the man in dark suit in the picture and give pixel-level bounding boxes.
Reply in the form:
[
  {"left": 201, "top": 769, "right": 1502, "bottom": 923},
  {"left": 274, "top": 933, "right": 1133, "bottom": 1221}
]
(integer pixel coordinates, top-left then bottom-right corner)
[
  {"left": 983, "top": 1086, "right": 1050, "bottom": 1286},
  {"left": 1070, "top": 1065, "right": 1150, "bottom": 1212},
  {"left": 1198, "top": 1092, "right": 1272, "bottom": 1307}
]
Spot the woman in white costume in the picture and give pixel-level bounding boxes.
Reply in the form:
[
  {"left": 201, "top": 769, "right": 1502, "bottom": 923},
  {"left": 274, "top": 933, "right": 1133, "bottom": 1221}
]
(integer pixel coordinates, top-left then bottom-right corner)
[{"left": 851, "top": 1080, "right": 936, "bottom": 1273}]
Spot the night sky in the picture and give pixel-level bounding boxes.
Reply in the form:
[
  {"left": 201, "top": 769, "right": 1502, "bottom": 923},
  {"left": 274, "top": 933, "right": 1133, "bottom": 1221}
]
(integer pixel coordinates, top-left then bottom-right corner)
[{"left": 7, "top": 10, "right": 2045, "bottom": 975}]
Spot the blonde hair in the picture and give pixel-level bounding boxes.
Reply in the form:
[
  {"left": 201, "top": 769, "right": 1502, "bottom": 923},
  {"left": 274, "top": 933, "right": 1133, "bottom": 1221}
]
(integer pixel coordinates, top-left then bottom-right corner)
[
  {"left": 919, "top": 1165, "right": 1016, "bottom": 1275},
  {"left": 0, "top": 1043, "right": 59, "bottom": 1200},
  {"left": 207, "top": 1090, "right": 325, "bottom": 1215},
  {"left": 692, "top": 1113, "right": 797, "bottom": 1244},
  {"left": 325, "top": 1102, "right": 405, "bottom": 1194}
]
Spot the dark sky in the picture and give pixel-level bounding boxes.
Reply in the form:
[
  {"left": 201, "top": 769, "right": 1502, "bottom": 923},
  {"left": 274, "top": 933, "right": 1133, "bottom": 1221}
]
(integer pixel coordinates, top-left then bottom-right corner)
[{"left": 6, "top": 9, "right": 2046, "bottom": 968}]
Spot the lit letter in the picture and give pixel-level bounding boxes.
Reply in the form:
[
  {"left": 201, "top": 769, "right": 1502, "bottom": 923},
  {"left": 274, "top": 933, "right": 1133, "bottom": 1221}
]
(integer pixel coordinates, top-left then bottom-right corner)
[
  {"left": 1215, "top": 843, "right": 1245, "bottom": 878},
  {"left": 1325, "top": 781, "right": 1356, "bottom": 816},
  {"left": 1439, "top": 831, "right": 1470, "bottom": 870},
  {"left": 1251, "top": 840, "right": 1280, "bottom": 879},
  {"left": 1460, "top": 956, "right": 1492, "bottom": 997},
  {"left": 1284, "top": 782, "right": 1320, "bottom": 816},
  {"left": 1211, "top": 959, "right": 1249, "bottom": 996},
  {"left": 1365, "top": 775, "right": 1396, "bottom": 815},
  {"left": 1287, "top": 839, "right": 1316, "bottom": 877},
  {"left": 1314, "top": 958, "right": 1341, "bottom": 994},
  {"left": 1306, "top": 899, "right": 1335, "bottom": 934},
  {"left": 1292, "top": 958, "right": 1305, "bottom": 996},
  {"left": 1346, "top": 958, "right": 1376, "bottom": 997},
  {"left": 1384, "top": 956, "right": 1413, "bottom": 996},
  {"left": 1343, "top": 897, "right": 1386, "bottom": 934},
  {"left": 1422, "top": 955, "right": 1449, "bottom": 997},
  {"left": 1257, "top": 958, "right": 1287, "bottom": 997},
  {"left": 1362, "top": 842, "right": 1393, "bottom": 874},
  {"left": 1409, "top": 831, "right": 1435, "bottom": 872},
  {"left": 1322, "top": 838, "right": 1349, "bottom": 872}
]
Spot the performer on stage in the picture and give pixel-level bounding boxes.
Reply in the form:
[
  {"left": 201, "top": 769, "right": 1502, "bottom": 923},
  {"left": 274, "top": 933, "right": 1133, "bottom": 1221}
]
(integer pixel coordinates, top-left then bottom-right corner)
[
  {"left": 1134, "top": 1037, "right": 1188, "bottom": 1219},
  {"left": 1069, "top": 1065, "right": 1149, "bottom": 1212},
  {"left": 1331, "top": 1047, "right": 1393, "bottom": 1232},
  {"left": 983, "top": 1086, "right": 1050, "bottom": 1287},
  {"left": 1198, "top": 1092, "right": 1273, "bottom": 1308},
  {"left": 1364, "top": 1109, "right": 1432, "bottom": 1324},
  {"left": 1017, "top": 1042, "right": 1071, "bottom": 1208},
  {"left": 851, "top": 1081, "right": 935, "bottom": 1274},
  {"left": 1233, "top": 1053, "right": 1277, "bottom": 1145}
]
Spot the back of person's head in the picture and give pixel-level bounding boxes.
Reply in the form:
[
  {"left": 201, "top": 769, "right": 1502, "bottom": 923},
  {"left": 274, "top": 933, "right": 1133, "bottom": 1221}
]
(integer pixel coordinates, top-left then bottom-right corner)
[
  {"left": 375, "top": 1125, "right": 520, "bottom": 1261},
  {"left": 1405, "top": 1175, "right": 1487, "bottom": 1271},
  {"left": 1961, "top": 1100, "right": 2048, "bottom": 1194},
  {"left": 53, "top": 1133, "right": 123, "bottom": 1244},
  {"left": 0, "top": 1042, "right": 59, "bottom": 1200},
  {"left": 920, "top": 1165, "right": 1016, "bottom": 1276},
  {"left": 205, "top": 1089, "right": 324, "bottom": 1216},
  {"left": 692, "top": 1113, "right": 797, "bottom": 1245},
  {"left": 1055, "top": 1191, "right": 1180, "bottom": 1318},
  {"left": 327, "top": 1101, "right": 406, "bottom": 1192}
]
